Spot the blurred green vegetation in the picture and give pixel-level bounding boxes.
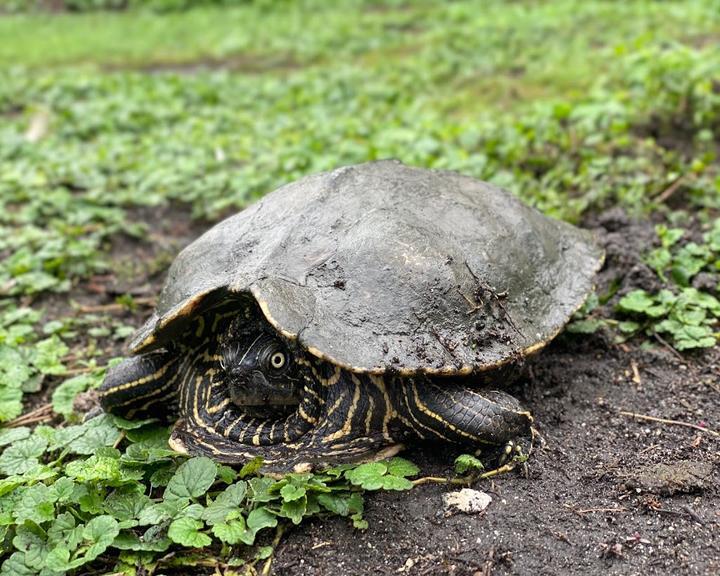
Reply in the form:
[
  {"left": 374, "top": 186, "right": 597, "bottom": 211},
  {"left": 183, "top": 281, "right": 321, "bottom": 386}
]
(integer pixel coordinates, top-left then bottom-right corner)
[{"left": 0, "top": 1, "right": 719, "bottom": 573}]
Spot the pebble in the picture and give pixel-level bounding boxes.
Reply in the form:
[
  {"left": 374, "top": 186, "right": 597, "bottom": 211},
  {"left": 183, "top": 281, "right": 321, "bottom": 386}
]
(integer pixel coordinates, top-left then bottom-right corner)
[{"left": 442, "top": 488, "right": 492, "bottom": 515}]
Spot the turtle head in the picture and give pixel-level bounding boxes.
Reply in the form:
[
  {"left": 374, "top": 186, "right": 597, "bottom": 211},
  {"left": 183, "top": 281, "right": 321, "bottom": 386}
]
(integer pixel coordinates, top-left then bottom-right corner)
[{"left": 220, "top": 328, "right": 301, "bottom": 415}]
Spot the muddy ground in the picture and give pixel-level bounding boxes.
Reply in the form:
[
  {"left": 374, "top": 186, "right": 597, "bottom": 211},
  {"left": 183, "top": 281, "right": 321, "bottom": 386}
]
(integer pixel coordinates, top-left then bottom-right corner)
[
  {"left": 63, "top": 206, "right": 719, "bottom": 576},
  {"left": 271, "top": 212, "right": 720, "bottom": 576}
]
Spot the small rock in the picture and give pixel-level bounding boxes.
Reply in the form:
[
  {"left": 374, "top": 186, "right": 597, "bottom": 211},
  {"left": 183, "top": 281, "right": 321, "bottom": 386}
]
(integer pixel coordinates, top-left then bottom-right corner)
[{"left": 442, "top": 488, "right": 492, "bottom": 515}]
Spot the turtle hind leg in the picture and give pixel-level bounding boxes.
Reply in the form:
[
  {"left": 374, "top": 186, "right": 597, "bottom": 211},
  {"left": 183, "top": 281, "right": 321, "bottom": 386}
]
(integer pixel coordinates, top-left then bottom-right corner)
[
  {"left": 394, "top": 378, "right": 533, "bottom": 446},
  {"left": 99, "top": 350, "right": 179, "bottom": 421}
]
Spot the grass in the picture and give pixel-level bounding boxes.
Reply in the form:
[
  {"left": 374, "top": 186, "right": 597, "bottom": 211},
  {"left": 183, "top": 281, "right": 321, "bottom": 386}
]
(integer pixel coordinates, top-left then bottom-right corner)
[{"left": 0, "top": 0, "right": 719, "bottom": 574}]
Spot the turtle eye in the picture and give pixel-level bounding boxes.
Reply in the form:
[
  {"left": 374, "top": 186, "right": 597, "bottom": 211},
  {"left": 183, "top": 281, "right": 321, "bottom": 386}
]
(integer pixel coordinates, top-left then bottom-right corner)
[{"left": 269, "top": 351, "right": 287, "bottom": 370}]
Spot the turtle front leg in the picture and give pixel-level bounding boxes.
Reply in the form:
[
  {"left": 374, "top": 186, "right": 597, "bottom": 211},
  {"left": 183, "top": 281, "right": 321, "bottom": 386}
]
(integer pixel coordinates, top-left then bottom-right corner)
[
  {"left": 99, "top": 351, "right": 180, "bottom": 421},
  {"left": 393, "top": 378, "right": 533, "bottom": 446}
]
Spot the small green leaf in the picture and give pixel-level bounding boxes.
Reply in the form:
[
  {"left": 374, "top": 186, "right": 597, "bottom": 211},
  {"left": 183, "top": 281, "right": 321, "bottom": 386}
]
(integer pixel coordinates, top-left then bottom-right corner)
[
  {"left": 351, "top": 512, "right": 368, "bottom": 530},
  {"left": 280, "top": 496, "right": 307, "bottom": 524},
  {"left": 248, "top": 477, "right": 276, "bottom": 503},
  {"left": 386, "top": 457, "right": 420, "bottom": 478},
  {"left": 245, "top": 507, "right": 277, "bottom": 542},
  {"left": 167, "top": 517, "right": 211, "bottom": 548},
  {"left": 137, "top": 501, "right": 179, "bottom": 526},
  {"left": 617, "top": 290, "right": 655, "bottom": 314},
  {"left": 32, "top": 337, "right": 68, "bottom": 376},
  {"left": 238, "top": 456, "right": 263, "bottom": 478},
  {"left": 618, "top": 320, "right": 640, "bottom": 334},
  {"left": 217, "top": 465, "right": 238, "bottom": 484},
  {"left": 0, "top": 436, "right": 47, "bottom": 476},
  {"left": 50, "top": 477, "right": 75, "bottom": 502},
  {"left": 454, "top": 454, "right": 485, "bottom": 474},
  {"left": 67, "top": 415, "right": 122, "bottom": 455},
  {"left": 104, "top": 486, "right": 150, "bottom": 521},
  {"left": 317, "top": 493, "right": 350, "bottom": 516},
  {"left": 202, "top": 482, "right": 247, "bottom": 525},
  {"left": 47, "top": 512, "right": 83, "bottom": 550},
  {"left": 380, "top": 475, "right": 414, "bottom": 490},
  {"left": 83, "top": 515, "right": 120, "bottom": 562},
  {"left": 65, "top": 455, "right": 143, "bottom": 486},
  {"left": 13, "top": 483, "right": 57, "bottom": 524},
  {"left": 280, "top": 483, "right": 306, "bottom": 502},
  {"left": 164, "top": 457, "right": 217, "bottom": 502},
  {"left": 12, "top": 524, "right": 49, "bottom": 569},
  {"left": 0, "top": 552, "right": 36, "bottom": 576},
  {"left": 345, "top": 462, "right": 387, "bottom": 490},
  {"left": 211, "top": 517, "right": 251, "bottom": 545},
  {"left": 0, "top": 427, "right": 31, "bottom": 447},
  {"left": 44, "top": 545, "right": 72, "bottom": 572},
  {"left": 566, "top": 318, "right": 605, "bottom": 334}
]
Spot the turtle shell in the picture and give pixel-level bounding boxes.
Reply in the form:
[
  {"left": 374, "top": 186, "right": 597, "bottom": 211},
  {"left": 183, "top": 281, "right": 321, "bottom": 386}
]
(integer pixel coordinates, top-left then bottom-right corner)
[{"left": 131, "top": 160, "right": 603, "bottom": 375}]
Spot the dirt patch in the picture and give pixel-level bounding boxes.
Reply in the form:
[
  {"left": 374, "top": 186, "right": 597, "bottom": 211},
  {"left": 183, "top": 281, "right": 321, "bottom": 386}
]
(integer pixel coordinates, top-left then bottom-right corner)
[
  {"left": 620, "top": 460, "right": 715, "bottom": 496},
  {"left": 269, "top": 213, "right": 720, "bottom": 576},
  {"left": 270, "top": 338, "right": 719, "bottom": 575}
]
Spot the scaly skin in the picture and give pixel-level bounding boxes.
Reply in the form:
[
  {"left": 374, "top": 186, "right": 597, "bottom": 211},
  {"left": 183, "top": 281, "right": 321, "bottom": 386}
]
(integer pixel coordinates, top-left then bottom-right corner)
[{"left": 99, "top": 299, "right": 532, "bottom": 472}]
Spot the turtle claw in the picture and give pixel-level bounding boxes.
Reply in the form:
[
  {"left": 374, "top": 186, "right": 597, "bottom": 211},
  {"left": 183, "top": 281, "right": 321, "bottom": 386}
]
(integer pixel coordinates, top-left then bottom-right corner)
[{"left": 498, "top": 440, "right": 518, "bottom": 466}]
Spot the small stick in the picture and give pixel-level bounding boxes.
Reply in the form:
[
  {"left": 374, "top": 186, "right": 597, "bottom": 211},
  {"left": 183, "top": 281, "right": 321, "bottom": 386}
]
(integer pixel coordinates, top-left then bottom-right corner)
[
  {"left": 653, "top": 506, "right": 704, "bottom": 524},
  {"left": 620, "top": 411, "right": 720, "bottom": 437},
  {"left": 76, "top": 297, "right": 155, "bottom": 314},
  {"left": 3, "top": 404, "right": 53, "bottom": 428},
  {"left": 652, "top": 333, "right": 685, "bottom": 362},
  {"left": 63, "top": 366, "right": 98, "bottom": 376},
  {"left": 412, "top": 461, "right": 519, "bottom": 487},
  {"left": 464, "top": 262, "right": 522, "bottom": 336},
  {"left": 655, "top": 174, "right": 685, "bottom": 204}
]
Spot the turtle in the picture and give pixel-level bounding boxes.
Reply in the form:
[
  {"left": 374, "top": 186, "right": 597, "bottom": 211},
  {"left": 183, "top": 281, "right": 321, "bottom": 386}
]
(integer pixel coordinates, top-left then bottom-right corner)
[{"left": 99, "top": 160, "right": 603, "bottom": 472}]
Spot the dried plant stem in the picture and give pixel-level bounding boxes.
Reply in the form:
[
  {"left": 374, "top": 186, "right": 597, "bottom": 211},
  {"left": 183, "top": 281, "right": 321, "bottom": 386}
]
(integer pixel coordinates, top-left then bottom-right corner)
[{"left": 620, "top": 411, "right": 720, "bottom": 437}]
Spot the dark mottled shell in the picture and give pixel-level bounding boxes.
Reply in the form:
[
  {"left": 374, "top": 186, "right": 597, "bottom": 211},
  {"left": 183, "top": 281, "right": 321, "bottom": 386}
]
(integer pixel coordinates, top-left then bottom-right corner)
[{"left": 131, "top": 160, "right": 603, "bottom": 375}]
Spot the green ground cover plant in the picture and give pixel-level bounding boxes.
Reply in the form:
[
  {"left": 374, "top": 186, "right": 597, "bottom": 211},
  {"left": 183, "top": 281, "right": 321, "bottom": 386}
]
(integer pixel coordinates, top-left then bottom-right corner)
[
  {"left": 0, "top": 409, "right": 423, "bottom": 574},
  {"left": 0, "top": 0, "right": 719, "bottom": 573}
]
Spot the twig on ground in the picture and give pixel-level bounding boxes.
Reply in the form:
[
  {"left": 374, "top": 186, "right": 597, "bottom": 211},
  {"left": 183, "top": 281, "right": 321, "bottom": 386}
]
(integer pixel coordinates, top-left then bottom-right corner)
[
  {"left": 63, "top": 366, "right": 98, "bottom": 376},
  {"left": 653, "top": 506, "right": 704, "bottom": 524},
  {"left": 75, "top": 297, "right": 156, "bottom": 314},
  {"left": 652, "top": 333, "right": 686, "bottom": 362},
  {"left": 412, "top": 461, "right": 519, "bottom": 487},
  {"left": 3, "top": 403, "right": 53, "bottom": 427},
  {"left": 655, "top": 174, "right": 686, "bottom": 203},
  {"left": 620, "top": 411, "right": 720, "bottom": 437}
]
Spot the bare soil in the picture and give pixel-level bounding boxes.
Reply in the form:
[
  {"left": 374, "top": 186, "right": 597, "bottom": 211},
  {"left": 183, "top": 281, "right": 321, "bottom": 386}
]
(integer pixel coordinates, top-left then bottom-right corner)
[
  {"left": 271, "top": 210, "right": 720, "bottom": 576},
  {"left": 65, "top": 204, "right": 719, "bottom": 576}
]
